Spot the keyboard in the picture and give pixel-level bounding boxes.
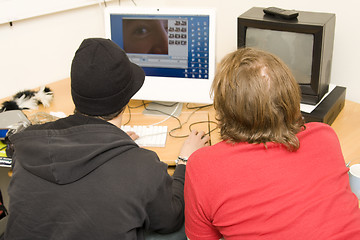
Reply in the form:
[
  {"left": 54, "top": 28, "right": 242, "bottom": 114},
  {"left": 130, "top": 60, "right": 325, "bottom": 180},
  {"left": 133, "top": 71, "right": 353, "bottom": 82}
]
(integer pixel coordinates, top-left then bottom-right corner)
[{"left": 120, "top": 125, "right": 168, "bottom": 147}]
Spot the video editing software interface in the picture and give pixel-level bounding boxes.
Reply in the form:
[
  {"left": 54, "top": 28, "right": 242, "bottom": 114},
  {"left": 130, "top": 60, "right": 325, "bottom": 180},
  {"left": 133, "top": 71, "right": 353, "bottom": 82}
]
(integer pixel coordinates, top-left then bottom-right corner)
[{"left": 110, "top": 13, "right": 210, "bottom": 80}]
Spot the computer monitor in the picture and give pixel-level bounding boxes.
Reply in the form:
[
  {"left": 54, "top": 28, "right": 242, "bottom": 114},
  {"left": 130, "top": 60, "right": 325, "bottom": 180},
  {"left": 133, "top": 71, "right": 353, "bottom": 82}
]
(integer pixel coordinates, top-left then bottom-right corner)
[
  {"left": 104, "top": 7, "right": 216, "bottom": 108},
  {"left": 238, "top": 7, "right": 336, "bottom": 105}
]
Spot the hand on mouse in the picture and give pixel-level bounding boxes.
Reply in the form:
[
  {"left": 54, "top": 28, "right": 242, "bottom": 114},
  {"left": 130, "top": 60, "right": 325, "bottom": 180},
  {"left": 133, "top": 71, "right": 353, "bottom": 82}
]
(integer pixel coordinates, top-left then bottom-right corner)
[{"left": 179, "top": 130, "right": 210, "bottom": 161}]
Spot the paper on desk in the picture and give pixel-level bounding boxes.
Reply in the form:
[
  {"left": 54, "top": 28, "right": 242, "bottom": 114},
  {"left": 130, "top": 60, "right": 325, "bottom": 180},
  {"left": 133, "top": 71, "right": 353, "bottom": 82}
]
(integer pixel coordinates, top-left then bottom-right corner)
[
  {"left": 50, "top": 111, "right": 67, "bottom": 118},
  {"left": 300, "top": 84, "right": 336, "bottom": 113}
]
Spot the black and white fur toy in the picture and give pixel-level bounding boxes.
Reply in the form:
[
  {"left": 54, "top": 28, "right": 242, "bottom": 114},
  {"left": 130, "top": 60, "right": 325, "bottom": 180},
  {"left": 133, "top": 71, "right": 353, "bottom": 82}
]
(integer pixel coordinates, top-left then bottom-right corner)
[{"left": 1, "top": 86, "right": 53, "bottom": 112}]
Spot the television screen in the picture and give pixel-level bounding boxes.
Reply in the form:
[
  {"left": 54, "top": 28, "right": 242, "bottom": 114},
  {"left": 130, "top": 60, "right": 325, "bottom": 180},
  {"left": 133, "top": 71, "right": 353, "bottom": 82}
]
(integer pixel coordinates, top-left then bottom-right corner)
[{"left": 246, "top": 27, "right": 313, "bottom": 85}]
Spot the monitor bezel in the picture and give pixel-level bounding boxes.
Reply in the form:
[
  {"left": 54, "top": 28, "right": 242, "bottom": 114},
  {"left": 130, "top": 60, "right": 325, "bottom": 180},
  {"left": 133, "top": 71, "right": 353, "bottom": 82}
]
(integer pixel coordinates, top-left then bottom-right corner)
[{"left": 104, "top": 7, "right": 216, "bottom": 104}]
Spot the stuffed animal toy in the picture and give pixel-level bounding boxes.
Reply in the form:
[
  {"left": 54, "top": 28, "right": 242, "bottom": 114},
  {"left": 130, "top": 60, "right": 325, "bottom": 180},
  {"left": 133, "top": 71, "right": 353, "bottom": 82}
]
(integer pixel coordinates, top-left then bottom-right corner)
[{"left": 1, "top": 86, "right": 53, "bottom": 112}]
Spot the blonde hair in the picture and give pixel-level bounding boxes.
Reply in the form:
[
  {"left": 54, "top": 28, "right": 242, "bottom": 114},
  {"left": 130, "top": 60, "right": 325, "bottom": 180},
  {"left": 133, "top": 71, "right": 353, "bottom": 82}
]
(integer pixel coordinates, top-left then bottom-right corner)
[{"left": 211, "top": 47, "right": 304, "bottom": 151}]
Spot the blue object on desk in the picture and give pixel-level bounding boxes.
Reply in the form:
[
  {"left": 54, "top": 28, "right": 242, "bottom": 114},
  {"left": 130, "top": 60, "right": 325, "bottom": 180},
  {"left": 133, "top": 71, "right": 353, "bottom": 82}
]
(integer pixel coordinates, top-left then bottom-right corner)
[{"left": 0, "top": 129, "right": 8, "bottom": 140}]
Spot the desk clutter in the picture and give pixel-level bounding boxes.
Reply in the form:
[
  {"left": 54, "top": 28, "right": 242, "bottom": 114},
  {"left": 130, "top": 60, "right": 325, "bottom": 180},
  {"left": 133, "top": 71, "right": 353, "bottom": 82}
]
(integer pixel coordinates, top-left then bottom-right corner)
[
  {"left": 0, "top": 110, "right": 31, "bottom": 167},
  {"left": 0, "top": 86, "right": 53, "bottom": 167},
  {"left": 0, "top": 141, "right": 11, "bottom": 168}
]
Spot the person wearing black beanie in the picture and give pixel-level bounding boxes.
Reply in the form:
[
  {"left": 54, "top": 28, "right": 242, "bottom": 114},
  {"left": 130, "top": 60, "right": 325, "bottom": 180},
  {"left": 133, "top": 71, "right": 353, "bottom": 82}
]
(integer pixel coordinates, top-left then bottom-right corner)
[
  {"left": 3, "top": 38, "right": 209, "bottom": 240},
  {"left": 70, "top": 38, "right": 145, "bottom": 116}
]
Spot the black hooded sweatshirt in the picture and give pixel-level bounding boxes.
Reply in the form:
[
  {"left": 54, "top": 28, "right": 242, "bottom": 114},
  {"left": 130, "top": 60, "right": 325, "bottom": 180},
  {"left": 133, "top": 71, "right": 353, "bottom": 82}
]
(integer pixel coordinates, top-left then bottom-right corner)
[{"left": 3, "top": 113, "right": 186, "bottom": 240}]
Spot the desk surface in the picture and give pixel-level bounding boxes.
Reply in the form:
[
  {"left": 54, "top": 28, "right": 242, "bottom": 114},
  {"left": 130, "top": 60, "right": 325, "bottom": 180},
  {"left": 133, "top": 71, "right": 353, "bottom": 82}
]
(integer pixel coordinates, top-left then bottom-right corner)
[
  {"left": 1, "top": 78, "right": 360, "bottom": 167},
  {"left": 331, "top": 100, "right": 360, "bottom": 165},
  {"left": 1, "top": 78, "right": 219, "bottom": 168}
]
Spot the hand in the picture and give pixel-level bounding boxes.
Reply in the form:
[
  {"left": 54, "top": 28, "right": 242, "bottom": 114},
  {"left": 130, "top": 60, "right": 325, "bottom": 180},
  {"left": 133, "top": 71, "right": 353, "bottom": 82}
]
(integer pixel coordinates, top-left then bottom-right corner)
[
  {"left": 179, "top": 130, "right": 210, "bottom": 159},
  {"left": 127, "top": 131, "right": 139, "bottom": 141}
]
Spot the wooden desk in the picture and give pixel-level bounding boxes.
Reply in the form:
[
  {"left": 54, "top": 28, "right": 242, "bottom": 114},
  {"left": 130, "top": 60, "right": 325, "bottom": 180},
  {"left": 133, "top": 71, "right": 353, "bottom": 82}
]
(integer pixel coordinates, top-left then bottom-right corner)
[
  {"left": 1, "top": 78, "right": 218, "bottom": 170},
  {"left": 331, "top": 100, "right": 360, "bottom": 166},
  {"left": 1, "top": 78, "right": 359, "bottom": 168}
]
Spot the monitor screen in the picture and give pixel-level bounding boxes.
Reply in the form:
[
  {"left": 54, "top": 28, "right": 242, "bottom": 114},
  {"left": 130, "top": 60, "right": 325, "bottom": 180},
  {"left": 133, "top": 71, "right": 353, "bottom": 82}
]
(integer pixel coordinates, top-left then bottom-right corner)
[
  {"left": 104, "top": 8, "right": 216, "bottom": 104},
  {"left": 246, "top": 27, "right": 314, "bottom": 85}
]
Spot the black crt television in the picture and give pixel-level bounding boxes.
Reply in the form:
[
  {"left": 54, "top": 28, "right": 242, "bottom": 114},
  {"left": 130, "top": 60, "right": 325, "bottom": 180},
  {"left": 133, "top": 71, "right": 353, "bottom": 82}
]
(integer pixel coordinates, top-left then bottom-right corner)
[{"left": 238, "top": 7, "right": 336, "bottom": 105}]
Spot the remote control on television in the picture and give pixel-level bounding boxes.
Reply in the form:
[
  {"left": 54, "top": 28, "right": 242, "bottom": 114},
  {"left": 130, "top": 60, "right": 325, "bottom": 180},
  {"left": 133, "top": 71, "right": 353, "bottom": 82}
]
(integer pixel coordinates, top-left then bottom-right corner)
[{"left": 263, "top": 7, "right": 299, "bottom": 20}]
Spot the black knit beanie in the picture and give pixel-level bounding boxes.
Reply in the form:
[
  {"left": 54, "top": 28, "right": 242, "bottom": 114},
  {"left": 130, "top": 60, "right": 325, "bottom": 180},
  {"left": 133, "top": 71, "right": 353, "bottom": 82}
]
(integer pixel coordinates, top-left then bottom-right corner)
[{"left": 71, "top": 38, "right": 145, "bottom": 116}]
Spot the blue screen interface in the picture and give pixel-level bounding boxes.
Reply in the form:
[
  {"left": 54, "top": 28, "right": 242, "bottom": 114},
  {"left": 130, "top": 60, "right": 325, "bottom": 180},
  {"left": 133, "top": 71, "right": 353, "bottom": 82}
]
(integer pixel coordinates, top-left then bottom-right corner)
[{"left": 110, "top": 13, "right": 210, "bottom": 80}]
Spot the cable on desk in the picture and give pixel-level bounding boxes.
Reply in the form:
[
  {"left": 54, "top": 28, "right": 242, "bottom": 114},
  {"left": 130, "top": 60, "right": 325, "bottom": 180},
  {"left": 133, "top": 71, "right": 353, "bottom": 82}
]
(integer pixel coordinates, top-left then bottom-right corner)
[
  {"left": 121, "top": 105, "right": 133, "bottom": 126},
  {"left": 123, "top": 101, "right": 151, "bottom": 126},
  {"left": 168, "top": 103, "right": 218, "bottom": 139},
  {"left": 125, "top": 101, "right": 182, "bottom": 127},
  {"left": 189, "top": 120, "right": 218, "bottom": 135},
  {"left": 125, "top": 101, "right": 219, "bottom": 140},
  {"left": 150, "top": 105, "right": 181, "bottom": 126},
  {"left": 128, "top": 101, "right": 148, "bottom": 109},
  {"left": 144, "top": 102, "right": 182, "bottom": 126},
  {"left": 185, "top": 103, "right": 213, "bottom": 110},
  {"left": 168, "top": 106, "right": 201, "bottom": 138}
]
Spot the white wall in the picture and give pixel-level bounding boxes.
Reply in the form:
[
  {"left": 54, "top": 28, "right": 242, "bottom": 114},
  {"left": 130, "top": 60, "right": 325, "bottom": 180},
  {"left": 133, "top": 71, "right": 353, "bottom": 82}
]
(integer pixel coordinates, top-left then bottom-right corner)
[{"left": 1, "top": 0, "right": 359, "bottom": 103}]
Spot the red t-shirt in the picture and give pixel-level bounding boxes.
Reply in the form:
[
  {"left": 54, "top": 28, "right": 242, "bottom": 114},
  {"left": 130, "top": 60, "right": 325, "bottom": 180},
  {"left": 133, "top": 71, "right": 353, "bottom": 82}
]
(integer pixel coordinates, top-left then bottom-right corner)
[{"left": 185, "top": 122, "right": 360, "bottom": 240}]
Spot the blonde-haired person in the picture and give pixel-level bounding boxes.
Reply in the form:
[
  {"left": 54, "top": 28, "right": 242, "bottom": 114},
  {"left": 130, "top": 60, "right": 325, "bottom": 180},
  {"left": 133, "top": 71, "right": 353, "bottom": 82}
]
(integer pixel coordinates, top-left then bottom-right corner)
[{"left": 184, "top": 47, "right": 360, "bottom": 240}]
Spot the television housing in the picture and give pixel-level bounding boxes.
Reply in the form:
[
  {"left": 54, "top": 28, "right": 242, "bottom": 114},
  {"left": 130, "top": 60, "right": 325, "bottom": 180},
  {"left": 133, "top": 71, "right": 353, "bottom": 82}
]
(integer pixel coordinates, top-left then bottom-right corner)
[
  {"left": 238, "top": 7, "right": 336, "bottom": 105},
  {"left": 104, "top": 7, "right": 216, "bottom": 105}
]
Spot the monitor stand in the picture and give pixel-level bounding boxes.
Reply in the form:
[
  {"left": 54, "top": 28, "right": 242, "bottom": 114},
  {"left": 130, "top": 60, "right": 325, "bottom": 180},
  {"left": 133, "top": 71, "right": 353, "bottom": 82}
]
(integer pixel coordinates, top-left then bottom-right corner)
[{"left": 142, "top": 101, "right": 183, "bottom": 117}]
